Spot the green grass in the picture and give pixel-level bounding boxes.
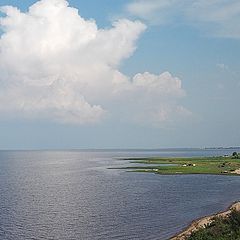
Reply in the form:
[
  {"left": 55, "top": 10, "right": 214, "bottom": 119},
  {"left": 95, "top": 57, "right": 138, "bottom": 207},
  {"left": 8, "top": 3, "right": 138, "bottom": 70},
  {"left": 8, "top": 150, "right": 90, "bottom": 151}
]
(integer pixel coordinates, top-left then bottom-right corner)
[{"left": 120, "top": 156, "right": 240, "bottom": 175}]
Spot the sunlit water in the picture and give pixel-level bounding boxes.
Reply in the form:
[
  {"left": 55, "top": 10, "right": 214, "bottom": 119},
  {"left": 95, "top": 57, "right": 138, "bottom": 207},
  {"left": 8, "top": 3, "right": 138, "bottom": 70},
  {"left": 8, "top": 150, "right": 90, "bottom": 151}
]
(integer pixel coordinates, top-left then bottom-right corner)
[{"left": 0, "top": 149, "right": 240, "bottom": 240}]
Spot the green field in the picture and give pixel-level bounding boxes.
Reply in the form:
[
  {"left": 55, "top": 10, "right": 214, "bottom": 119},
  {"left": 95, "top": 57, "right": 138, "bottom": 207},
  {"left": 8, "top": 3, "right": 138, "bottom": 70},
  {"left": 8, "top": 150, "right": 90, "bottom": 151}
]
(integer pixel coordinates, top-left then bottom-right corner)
[{"left": 121, "top": 154, "right": 240, "bottom": 175}]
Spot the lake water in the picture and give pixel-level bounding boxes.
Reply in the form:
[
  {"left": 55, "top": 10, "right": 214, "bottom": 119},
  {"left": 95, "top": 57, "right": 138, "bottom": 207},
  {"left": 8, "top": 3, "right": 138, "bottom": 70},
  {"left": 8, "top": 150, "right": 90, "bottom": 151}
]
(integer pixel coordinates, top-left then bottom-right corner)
[{"left": 0, "top": 149, "right": 240, "bottom": 240}]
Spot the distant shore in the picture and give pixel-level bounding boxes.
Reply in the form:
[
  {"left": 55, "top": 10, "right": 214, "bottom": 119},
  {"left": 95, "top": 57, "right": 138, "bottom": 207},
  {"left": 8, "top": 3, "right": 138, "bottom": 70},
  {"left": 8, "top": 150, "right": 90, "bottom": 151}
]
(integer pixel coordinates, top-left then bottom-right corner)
[
  {"left": 120, "top": 155, "right": 240, "bottom": 176},
  {"left": 170, "top": 201, "right": 240, "bottom": 240}
]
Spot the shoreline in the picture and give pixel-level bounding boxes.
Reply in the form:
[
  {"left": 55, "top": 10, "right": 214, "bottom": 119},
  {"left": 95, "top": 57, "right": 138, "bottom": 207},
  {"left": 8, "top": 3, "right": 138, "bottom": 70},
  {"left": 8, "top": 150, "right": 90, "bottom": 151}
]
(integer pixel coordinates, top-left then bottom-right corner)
[
  {"left": 170, "top": 201, "right": 240, "bottom": 240},
  {"left": 120, "top": 155, "right": 240, "bottom": 176}
]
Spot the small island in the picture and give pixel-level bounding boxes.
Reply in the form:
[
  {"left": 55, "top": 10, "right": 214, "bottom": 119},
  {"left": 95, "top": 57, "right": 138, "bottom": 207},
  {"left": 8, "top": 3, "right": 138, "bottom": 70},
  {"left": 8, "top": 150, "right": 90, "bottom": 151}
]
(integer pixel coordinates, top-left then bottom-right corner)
[{"left": 121, "top": 152, "right": 240, "bottom": 176}]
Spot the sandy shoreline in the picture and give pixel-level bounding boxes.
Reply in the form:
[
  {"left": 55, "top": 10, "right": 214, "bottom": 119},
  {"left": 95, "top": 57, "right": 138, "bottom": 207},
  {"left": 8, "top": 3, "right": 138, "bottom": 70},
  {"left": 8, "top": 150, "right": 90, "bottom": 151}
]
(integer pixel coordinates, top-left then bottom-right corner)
[
  {"left": 170, "top": 201, "right": 240, "bottom": 240},
  {"left": 234, "top": 168, "right": 240, "bottom": 174}
]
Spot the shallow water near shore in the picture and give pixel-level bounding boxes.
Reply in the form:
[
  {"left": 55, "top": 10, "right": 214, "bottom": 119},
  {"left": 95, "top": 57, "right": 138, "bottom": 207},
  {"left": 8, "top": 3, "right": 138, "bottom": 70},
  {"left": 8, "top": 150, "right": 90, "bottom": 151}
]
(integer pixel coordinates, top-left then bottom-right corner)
[{"left": 0, "top": 148, "right": 240, "bottom": 240}]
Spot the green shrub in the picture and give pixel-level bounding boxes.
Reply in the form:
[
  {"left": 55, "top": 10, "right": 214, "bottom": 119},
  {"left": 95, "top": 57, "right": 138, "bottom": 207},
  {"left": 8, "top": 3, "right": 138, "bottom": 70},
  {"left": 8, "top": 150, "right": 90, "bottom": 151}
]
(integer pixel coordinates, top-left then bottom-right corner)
[
  {"left": 232, "top": 152, "right": 240, "bottom": 159},
  {"left": 188, "top": 210, "right": 240, "bottom": 240}
]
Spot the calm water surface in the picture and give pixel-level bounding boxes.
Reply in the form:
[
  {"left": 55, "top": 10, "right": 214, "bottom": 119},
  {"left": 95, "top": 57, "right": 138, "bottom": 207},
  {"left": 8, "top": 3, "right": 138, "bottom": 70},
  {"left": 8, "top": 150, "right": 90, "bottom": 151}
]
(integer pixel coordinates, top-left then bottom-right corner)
[{"left": 0, "top": 149, "right": 240, "bottom": 240}]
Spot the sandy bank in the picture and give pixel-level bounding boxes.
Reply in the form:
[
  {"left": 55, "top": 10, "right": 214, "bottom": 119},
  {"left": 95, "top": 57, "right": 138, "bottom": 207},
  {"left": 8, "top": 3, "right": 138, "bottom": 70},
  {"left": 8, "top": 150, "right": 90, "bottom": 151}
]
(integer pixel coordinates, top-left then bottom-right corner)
[
  {"left": 234, "top": 168, "right": 240, "bottom": 174},
  {"left": 171, "top": 201, "right": 240, "bottom": 240}
]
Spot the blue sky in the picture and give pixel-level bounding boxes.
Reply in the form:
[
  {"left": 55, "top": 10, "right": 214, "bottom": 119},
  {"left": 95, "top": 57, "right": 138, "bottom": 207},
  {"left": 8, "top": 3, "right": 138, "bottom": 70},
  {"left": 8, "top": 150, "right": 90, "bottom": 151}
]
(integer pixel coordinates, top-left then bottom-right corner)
[{"left": 0, "top": 0, "right": 239, "bottom": 149}]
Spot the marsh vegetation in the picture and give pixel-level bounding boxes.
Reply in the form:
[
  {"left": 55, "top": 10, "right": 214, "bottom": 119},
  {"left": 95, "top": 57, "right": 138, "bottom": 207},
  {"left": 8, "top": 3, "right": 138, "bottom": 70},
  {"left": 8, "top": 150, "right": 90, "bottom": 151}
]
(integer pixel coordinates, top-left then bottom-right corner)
[{"left": 122, "top": 153, "right": 240, "bottom": 175}]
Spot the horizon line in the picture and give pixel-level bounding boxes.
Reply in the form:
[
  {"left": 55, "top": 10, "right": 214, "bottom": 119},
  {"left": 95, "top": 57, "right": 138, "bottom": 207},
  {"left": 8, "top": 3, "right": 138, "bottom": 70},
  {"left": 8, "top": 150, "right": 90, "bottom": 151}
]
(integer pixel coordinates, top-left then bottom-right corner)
[{"left": 0, "top": 147, "right": 239, "bottom": 151}]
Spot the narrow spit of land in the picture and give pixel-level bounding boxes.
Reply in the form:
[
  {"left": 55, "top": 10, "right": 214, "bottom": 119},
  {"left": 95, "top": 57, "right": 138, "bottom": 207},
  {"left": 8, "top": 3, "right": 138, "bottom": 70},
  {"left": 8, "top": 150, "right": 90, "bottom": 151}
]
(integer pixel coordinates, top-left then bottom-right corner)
[{"left": 119, "top": 155, "right": 240, "bottom": 176}]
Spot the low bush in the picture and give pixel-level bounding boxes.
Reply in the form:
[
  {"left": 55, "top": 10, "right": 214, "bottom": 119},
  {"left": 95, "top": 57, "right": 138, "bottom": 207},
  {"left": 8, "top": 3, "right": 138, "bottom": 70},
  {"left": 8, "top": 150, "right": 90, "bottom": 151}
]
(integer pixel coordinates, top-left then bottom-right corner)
[{"left": 188, "top": 210, "right": 240, "bottom": 240}]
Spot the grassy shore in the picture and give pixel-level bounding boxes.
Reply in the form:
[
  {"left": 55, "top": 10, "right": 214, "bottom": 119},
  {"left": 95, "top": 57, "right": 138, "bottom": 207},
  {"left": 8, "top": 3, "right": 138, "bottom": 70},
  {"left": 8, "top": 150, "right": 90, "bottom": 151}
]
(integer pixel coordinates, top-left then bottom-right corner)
[{"left": 121, "top": 155, "right": 240, "bottom": 175}]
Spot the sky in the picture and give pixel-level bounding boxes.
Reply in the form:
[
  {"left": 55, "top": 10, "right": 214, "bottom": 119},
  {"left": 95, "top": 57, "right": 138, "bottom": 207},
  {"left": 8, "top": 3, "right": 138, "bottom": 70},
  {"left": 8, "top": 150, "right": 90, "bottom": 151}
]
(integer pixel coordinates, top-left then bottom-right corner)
[{"left": 0, "top": 0, "right": 239, "bottom": 149}]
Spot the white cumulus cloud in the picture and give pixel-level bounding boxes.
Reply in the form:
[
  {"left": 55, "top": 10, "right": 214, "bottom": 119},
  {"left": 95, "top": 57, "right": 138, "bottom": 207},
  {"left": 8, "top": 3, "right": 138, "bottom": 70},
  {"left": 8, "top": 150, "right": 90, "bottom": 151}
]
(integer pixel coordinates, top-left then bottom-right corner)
[{"left": 0, "top": 0, "right": 189, "bottom": 125}]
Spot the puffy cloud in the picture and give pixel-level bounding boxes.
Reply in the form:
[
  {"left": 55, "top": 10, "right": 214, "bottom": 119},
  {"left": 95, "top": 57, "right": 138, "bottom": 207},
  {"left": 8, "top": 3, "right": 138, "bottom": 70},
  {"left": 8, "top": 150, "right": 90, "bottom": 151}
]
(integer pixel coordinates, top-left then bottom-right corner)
[
  {"left": 126, "top": 0, "right": 240, "bottom": 38},
  {"left": 132, "top": 72, "right": 184, "bottom": 96},
  {"left": 0, "top": 0, "right": 188, "bottom": 125},
  {"left": 109, "top": 72, "right": 188, "bottom": 126}
]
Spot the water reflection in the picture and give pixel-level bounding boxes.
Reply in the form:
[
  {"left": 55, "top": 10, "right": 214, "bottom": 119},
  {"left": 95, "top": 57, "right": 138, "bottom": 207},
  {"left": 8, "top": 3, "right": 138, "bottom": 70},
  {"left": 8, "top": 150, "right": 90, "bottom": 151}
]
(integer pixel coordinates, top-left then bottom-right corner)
[{"left": 0, "top": 149, "right": 239, "bottom": 240}]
